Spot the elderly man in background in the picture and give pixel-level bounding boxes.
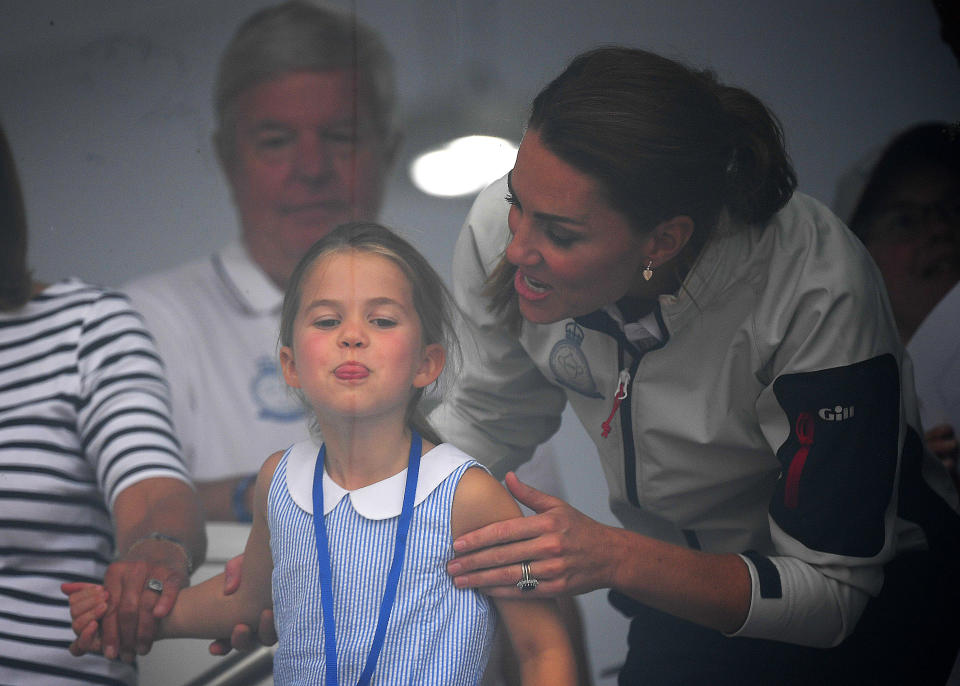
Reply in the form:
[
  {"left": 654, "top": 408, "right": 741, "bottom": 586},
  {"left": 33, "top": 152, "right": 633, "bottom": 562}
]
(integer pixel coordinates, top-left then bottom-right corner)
[{"left": 124, "top": 0, "right": 399, "bottom": 523}]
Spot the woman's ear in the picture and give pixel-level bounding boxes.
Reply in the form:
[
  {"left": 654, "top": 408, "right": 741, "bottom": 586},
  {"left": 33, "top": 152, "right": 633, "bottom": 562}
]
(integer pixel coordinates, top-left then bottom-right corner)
[
  {"left": 279, "top": 346, "right": 300, "bottom": 388},
  {"left": 643, "top": 215, "right": 695, "bottom": 267},
  {"left": 413, "top": 343, "right": 446, "bottom": 389}
]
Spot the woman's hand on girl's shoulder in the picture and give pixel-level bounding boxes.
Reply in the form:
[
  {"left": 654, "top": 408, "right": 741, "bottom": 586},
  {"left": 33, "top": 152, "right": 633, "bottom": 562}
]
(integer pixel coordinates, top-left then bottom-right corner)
[{"left": 448, "top": 471, "right": 621, "bottom": 600}]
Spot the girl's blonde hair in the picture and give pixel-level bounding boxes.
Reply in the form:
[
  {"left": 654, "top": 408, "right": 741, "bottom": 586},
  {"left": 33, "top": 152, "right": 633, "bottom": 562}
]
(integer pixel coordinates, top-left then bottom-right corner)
[{"left": 279, "top": 222, "right": 459, "bottom": 445}]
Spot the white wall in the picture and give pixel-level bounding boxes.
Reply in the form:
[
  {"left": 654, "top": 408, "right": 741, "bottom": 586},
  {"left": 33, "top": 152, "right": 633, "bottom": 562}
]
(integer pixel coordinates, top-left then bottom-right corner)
[{"left": 2, "top": 2, "right": 957, "bottom": 684}]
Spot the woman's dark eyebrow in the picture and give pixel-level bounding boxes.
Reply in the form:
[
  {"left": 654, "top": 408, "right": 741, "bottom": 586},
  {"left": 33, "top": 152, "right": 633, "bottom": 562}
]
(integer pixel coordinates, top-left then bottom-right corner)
[{"left": 507, "top": 170, "right": 585, "bottom": 226}]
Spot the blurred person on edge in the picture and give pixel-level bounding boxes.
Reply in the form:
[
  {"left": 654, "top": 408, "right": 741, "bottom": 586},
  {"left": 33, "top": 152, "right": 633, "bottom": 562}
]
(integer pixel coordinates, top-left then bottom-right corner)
[
  {"left": 0, "top": 122, "right": 205, "bottom": 684},
  {"left": 846, "top": 122, "right": 960, "bottom": 491}
]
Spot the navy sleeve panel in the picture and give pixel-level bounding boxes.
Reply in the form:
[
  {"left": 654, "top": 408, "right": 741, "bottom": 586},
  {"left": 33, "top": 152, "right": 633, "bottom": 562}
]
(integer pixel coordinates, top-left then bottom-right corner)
[
  {"left": 742, "top": 551, "right": 783, "bottom": 599},
  {"left": 771, "top": 354, "right": 899, "bottom": 557}
]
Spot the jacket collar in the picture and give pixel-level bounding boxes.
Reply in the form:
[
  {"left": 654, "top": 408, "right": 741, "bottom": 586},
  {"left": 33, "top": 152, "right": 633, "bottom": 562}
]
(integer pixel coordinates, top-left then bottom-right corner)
[
  {"left": 656, "top": 211, "right": 758, "bottom": 332},
  {"left": 574, "top": 303, "right": 668, "bottom": 356},
  {"left": 573, "top": 210, "right": 756, "bottom": 341}
]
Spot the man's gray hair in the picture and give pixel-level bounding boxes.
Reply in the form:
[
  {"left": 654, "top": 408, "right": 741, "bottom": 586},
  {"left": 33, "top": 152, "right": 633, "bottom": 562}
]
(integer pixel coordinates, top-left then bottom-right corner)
[{"left": 214, "top": 1, "right": 396, "bottom": 159}]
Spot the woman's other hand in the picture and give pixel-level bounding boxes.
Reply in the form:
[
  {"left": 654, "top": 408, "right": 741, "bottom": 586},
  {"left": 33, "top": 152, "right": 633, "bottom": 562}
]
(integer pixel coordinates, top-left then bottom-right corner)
[{"left": 446, "top": 472, "right": 620, "bottom": 597}]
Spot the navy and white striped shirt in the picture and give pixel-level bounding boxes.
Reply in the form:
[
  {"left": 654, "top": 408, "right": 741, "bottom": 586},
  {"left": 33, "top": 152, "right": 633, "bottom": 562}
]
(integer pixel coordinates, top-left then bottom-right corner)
[
  {"left": 0, "top": 279, "right": 191, "bottom": 686},
  {"left": 270, "top": 441, "right": 496, "bottom": 685}
]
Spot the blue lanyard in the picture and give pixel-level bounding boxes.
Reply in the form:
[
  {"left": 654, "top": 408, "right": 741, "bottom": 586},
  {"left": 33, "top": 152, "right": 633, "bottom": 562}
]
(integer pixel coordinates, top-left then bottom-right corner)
[{"left": 312, "top": 431, "right": 422, "bottom": 686}]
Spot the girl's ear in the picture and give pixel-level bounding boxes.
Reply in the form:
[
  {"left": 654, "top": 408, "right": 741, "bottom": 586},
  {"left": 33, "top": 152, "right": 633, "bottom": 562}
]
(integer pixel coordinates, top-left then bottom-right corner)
[
  {"left": 279, "top": 346, "right": 300, "bottom": 388},
  {"left": 413, "top": 343, "right": 445, "bottom": 389}
]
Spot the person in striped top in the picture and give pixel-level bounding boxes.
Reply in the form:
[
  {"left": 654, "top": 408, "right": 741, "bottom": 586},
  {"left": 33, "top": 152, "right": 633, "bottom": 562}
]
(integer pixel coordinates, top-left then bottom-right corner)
[
  {"left": 0, "top": 123, "right": 206, "bottom": 685},
  {"left": 67, "top": 223, "right": 575, "bottom": 685}
]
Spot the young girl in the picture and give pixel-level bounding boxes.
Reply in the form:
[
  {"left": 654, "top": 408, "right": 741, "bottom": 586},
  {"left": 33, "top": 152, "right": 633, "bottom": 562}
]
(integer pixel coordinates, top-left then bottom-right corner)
[{"left": 65, "top": 223, "right": 576, "bottom": 685}]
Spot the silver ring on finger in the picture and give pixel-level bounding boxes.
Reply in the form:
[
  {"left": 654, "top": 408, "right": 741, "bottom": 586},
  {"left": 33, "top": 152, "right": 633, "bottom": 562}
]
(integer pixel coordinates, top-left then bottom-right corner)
[
  {"left": 145, "top": 578, "right": 164, "bottom": 594},
  {"left": 516, "top": 560, "right": 539, "bottom": 592}
]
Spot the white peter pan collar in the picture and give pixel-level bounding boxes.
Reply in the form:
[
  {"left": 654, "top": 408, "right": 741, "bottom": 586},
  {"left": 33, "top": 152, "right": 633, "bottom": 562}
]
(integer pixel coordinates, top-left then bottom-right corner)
[{"left": 283, "top": 440, "right": 476, "bottom": 519}]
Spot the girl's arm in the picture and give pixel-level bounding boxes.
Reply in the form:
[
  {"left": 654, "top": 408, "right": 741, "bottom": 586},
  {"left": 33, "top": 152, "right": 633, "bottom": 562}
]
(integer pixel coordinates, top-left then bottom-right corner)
[
  {"left": 158, "top": 452, "right": 281, "bottom": 639},
  {"left": 67, "top": 452, "right": 282, "bottom": 653},
  {"left": 452, "top": 467, "right": 577, "bottom": 686}
]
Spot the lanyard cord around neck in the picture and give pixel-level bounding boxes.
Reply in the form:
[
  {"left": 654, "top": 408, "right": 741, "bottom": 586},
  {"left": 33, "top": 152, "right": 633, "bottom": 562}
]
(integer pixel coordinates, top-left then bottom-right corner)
[{"left": 312, "top": 431, "right": 422, "bottom": 686}]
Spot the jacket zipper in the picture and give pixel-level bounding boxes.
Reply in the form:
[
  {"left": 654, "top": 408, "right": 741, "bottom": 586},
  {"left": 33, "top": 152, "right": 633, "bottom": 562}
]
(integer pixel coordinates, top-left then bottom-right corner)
[
  {"left": 619, "top": 355, "right": 643, "bottom": 507},
  {"left": 601, "top": 338, "right": 643, "bottom": 507},
  {"left": 574, "top": 307, "right": 666, "bottom": 509},
  {"left": 601, "top": 369, "right": 632, "bottom": 438}
]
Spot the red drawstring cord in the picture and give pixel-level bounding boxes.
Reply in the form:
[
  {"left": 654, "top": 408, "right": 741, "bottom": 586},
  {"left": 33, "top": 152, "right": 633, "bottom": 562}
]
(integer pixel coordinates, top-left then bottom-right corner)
[
  {"left": 601, "top": 370, "right": 631, "bottom": 438},
  {"left": 784, "top": 412, "right": 814, "bottom": 509}
]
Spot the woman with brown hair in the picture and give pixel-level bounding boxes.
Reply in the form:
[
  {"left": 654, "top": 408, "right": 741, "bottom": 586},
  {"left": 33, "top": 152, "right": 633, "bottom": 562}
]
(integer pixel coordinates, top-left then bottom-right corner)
[{"left": 434, "top": 47, "right": 960, "bottom": 685}]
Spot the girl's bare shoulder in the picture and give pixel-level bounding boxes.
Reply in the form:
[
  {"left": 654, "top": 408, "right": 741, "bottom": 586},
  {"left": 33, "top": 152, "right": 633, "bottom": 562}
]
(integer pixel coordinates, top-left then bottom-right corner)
[
  {"left": 257, "top": 450, "right": 285, "bottom": 485},
  {"left": 451, "top": 465, "right": 522, "bottom": 539},
  {"left": 252, "top": 449, "right": 287, "bottom": 518}
]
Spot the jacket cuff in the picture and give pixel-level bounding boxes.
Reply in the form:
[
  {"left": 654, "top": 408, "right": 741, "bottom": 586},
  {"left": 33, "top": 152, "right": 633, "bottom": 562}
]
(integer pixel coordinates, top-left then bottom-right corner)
[{"left": 727, "top": 552, "right": 859, "bottom": 648}]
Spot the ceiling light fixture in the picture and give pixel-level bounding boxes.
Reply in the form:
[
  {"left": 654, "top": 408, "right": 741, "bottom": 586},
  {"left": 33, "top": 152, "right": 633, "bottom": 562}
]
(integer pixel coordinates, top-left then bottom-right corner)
[{"left": 409, "top": 134, "right": 518, "bottom": 198}]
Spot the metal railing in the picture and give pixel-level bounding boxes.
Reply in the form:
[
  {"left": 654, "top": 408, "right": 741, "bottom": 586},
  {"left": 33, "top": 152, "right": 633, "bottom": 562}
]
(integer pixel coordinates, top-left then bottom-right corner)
[{"left": 181, "top": 646, "right": 275, "bottom": 686}]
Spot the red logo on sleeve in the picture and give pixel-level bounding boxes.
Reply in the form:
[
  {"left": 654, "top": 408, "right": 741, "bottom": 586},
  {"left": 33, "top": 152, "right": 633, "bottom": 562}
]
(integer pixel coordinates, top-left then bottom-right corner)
[{"left": 784, "top": 412, "right": 815, "bottom": 509}]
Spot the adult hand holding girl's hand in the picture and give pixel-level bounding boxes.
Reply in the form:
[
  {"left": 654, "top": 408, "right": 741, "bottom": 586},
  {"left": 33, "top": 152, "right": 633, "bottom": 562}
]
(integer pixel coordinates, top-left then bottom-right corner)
[
  {"left": 446, "top": 472, "right": 621, "bottom": 597},
  {"left": 62, "top": 537, "right": 190, "bottom": 662}
]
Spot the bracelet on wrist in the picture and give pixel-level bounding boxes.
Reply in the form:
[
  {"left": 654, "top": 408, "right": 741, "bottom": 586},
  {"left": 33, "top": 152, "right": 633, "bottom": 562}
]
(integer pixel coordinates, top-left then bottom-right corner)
[
  {"left": 232, "top": 473, "right": 257, "bottom": 523},
  {"left": 123, "top": 532, "right": 194, "bottom": 574}
]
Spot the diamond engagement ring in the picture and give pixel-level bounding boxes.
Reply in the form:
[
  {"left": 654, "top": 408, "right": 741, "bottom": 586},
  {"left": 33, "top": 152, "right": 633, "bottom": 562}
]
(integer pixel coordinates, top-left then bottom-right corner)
[
  {"left": 145, "top": 578, "right": 164, "bottom": 594},
  {"left": 516, "top": 560, "right": 539, "bottom": 592}
]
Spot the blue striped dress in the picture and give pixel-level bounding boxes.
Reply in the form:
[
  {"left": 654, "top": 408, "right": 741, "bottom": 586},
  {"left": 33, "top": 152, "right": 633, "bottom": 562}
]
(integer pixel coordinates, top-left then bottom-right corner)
[{"left": 269, "top": 441, "right": 496, "bottom": 685}]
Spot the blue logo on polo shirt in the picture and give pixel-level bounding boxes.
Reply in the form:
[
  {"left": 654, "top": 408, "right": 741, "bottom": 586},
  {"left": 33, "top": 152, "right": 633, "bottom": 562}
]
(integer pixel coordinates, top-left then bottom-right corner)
[{"left": 251, "top": 356, "right": 306, "bottom": 421}]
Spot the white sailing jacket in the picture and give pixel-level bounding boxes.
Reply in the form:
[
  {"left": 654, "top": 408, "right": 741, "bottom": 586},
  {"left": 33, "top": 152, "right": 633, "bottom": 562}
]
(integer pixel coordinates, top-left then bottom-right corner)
[{"left": 431, "top": 176, "right": 960, "bottom": 648}]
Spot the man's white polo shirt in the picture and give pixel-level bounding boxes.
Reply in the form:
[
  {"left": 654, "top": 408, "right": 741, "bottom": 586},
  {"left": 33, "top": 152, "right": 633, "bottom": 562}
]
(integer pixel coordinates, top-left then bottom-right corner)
[{"left": 125, "top": 239, "right": 310, "bottom": 481}]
